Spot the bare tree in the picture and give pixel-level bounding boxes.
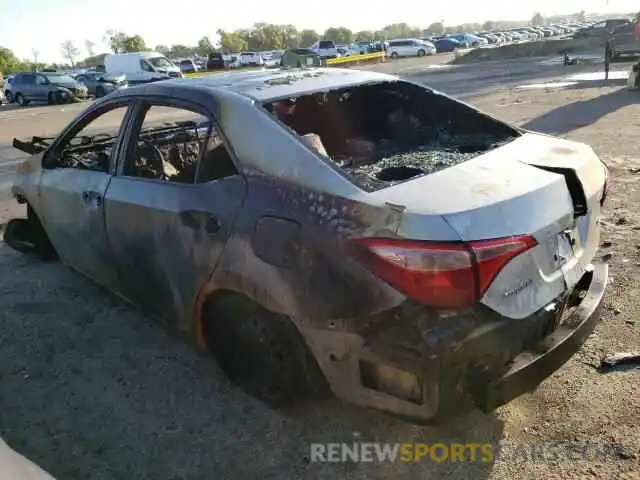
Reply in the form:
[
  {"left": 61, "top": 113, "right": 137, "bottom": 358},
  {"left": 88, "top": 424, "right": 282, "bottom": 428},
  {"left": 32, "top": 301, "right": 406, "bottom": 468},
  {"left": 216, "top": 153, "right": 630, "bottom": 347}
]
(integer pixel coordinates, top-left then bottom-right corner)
[
  {"left": 85, "top": 39, "right": 96, "bottom": 57},
  {"left": 60, "top": 40, "right": 80, "bottom": 67}
]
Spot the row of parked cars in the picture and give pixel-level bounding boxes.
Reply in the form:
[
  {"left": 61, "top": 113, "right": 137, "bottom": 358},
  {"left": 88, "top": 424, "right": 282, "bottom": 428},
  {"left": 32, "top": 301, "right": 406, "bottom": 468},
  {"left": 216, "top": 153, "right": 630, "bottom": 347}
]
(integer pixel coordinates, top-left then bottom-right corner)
[
  {"left": 189, "top": 20, "right": 598, "bottom": 67},
  {"left": 376, "top": 20, "right": 600, "bottom": 59},
  {"left": 1, "top": 70, "right": 129, "bottom": 106}
]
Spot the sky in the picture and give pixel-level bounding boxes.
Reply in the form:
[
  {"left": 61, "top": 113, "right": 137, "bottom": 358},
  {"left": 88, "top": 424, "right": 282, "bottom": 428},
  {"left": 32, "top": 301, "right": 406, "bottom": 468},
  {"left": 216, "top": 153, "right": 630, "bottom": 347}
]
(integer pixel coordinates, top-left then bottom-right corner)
[{"left": 2, "top": 0, "right": 636, "bottom": 63}]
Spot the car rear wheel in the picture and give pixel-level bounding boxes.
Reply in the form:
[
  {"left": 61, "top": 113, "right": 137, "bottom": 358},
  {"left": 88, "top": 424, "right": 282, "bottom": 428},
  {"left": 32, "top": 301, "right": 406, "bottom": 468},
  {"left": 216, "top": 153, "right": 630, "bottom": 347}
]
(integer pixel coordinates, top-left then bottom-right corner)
[
  {"left": 4, "top": 91, "right": 12, "bottom": 103},
  {"left": 203, "top": 293, "right": 329, "bottom": 407},
  {"left": 417, "top": 49, "right": 426, "bottom": 57},
  {"left": 390, "top": 51, "right": 399, "bottom": 58},
  {"left": 15, "top": 93, "right": 28, "bottom": 106}
]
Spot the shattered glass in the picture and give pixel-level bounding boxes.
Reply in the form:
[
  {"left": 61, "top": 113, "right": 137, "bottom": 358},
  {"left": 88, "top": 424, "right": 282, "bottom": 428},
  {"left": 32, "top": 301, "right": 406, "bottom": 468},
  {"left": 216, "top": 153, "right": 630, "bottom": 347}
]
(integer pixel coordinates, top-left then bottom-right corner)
[
  {"left": 336, "top": 134, "right": 509, "bottom": 192},
  {"left": 341, "top": 148, "right": 479, "bottom": 192}
]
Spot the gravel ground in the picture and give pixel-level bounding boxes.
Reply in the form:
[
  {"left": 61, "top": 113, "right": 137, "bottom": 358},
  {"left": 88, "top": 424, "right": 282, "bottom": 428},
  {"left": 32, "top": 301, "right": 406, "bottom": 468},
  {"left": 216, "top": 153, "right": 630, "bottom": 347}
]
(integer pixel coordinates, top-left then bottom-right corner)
[{"left": 0, "top": 63, "right": 639, "bottom": 479}]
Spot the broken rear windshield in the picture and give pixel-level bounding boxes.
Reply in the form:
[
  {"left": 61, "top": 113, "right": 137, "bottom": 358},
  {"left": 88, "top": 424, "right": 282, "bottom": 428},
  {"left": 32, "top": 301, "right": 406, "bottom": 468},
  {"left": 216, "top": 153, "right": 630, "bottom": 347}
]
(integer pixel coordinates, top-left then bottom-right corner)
[{"left": 263, "top": 81, "right": 520, "bottom": 192}]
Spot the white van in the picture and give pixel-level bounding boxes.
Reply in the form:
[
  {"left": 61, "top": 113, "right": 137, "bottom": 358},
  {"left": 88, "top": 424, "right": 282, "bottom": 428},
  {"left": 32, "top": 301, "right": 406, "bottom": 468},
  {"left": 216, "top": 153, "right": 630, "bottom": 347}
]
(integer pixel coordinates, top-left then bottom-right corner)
[{"left": 104, "top": 52, "right": 184, "bottom": 84}]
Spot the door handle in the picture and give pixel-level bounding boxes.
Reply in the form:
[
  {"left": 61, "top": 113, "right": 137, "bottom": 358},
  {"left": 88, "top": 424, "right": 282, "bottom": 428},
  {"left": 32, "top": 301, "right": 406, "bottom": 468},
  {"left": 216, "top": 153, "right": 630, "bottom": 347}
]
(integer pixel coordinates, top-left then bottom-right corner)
[
  {"left": 179, "top": 210, "right": 221, "bottom": 234},
  {"left": 82, "top": 191, "right": 102, "bottom": 207}
]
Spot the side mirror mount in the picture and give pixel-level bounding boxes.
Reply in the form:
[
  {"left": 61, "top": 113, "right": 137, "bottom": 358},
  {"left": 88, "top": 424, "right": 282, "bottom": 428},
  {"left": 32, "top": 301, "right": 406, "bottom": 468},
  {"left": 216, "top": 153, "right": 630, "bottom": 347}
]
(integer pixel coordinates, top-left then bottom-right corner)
[{"left": 42, "top": 150, "right": 58, "bottom": 170}]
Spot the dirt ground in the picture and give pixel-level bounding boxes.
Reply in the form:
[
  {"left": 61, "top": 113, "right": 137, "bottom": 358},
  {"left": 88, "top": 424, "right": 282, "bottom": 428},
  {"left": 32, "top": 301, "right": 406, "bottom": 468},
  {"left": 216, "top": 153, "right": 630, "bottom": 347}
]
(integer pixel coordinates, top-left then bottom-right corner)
[{"left": 0, "top": 67, "right": 639, "bottom": 479}]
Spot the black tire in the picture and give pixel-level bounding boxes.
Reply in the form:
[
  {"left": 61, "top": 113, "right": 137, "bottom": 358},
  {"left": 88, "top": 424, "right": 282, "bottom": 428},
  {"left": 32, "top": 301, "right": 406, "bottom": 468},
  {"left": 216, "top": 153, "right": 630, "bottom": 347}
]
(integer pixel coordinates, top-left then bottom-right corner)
[
  {"left": 417, "top": 49, "right": 426, "bottom": 57},
  {"left": 203, "top": 294, "right": 329, "bottom": 407},
  {"left": 4, "top": 91, "right": 12, "bottom": 103},
  {"left": 3, "top": 207, "right": 57, "bottom": 260},
  {"left": 15, "top": 93, "right": 28, "bottom": 106},
  {"left": 3, "top": 219, "right": 36, "bottom": 254},
  {"left": 95, "top": 87, "right": 105, "bottom": 98},
  {"left": 390, "top": 51, "right": 399, "bottom": 58},
  {"left": 47, "top": 92, "right": 55, "bottom": 105}
]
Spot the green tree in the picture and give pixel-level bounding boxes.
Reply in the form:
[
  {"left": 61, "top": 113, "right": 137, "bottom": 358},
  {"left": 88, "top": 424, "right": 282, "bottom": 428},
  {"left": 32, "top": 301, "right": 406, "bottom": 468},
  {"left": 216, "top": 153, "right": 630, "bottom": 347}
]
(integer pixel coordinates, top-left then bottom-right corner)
[
  {"left": 0, "top": 47, "right": 21, "bottom": 74},
  {"left": 282, "top": 25, "right": 299, "bottom": 49},
  {"left": 60, "top": 40, "right": 80, "bottom": 67},
  {"left": 381, "top": 23, "right": 421, "bottom": 39},
  {"left": 245, "top": 23, "right": 290, "bottom": 50},
  {"left": 426, "top": 22, "right": 444, "bottom": 35},
  {"left": 531, "top": 12, "right": 544, "bottom": 26},
  {"left": 155, "top": 45, "right": 171, "bottom": 56},
  {"left": 299, "top": 29, "right": 320, "bottom": 47},
  {"left": 104, "top": 30, "right": 128, "bottom": 53},
  {"left": 355, "top": 30, "right": 375, "bottom": 41},
  {"left": 482, "top": 21, "right": 494, "bottom": 31},
  {"left": 170, "top": 45, "right": 194, "bottom": 58},
  {"left": 197, "top": 36, "right": 214, "bottom": 55},
  {"left": 217, "top": 29, "right": 248, "bottom": 52},
  {"left": 104, "top": 31, "right": 147, "bottom": 53},
  {"left": 121, "top": 35, "right": 148, "bottom": 52},
  {"left": 323, "top": 27, "right": 354, "bottom": 44}
]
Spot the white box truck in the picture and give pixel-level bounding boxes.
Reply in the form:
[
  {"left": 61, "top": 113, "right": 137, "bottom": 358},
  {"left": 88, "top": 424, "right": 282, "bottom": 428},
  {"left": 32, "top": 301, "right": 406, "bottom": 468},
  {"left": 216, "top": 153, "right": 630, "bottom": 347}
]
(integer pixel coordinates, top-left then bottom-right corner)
[{"left": 104, "top": 52, "right": 184, "bottom": 85}]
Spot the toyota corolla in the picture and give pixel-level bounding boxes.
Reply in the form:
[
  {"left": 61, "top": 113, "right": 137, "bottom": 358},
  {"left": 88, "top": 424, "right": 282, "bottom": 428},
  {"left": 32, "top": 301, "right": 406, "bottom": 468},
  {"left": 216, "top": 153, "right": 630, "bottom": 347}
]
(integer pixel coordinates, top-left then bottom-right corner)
[{"left": 5, "top": 68, "right": 609, "bottom": 423}]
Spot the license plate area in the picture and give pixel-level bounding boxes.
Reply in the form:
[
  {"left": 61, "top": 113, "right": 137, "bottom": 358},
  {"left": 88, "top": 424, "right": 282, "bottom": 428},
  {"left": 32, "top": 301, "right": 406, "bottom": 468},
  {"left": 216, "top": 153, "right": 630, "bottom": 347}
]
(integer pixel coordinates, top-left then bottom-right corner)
[{"left": 556, "top": 229, "right": 586, "bottom": 289}]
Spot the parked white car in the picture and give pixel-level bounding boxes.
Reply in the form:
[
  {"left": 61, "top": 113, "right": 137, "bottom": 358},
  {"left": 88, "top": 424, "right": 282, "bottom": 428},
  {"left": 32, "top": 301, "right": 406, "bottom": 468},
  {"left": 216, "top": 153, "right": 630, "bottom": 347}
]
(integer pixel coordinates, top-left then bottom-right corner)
[
  {"left": 387, "top": 38, "right": 436, "bottom": 58},
  {"left": 310, "top": 40, "right": 341, "bottom": 59},
  {"left": 238, "top": 52, "right": 264, "bottom": 66}
]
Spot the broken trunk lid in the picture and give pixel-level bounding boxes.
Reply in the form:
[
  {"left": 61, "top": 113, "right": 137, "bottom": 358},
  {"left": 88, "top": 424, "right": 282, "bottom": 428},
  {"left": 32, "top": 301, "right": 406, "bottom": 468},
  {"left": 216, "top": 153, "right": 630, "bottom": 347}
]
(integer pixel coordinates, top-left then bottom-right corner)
[
  {"left": 517, "top": 133, "right": 607, "bottom": 217},
  {"left": 362, "top": 133, "right": 577, "bottom": 237}
]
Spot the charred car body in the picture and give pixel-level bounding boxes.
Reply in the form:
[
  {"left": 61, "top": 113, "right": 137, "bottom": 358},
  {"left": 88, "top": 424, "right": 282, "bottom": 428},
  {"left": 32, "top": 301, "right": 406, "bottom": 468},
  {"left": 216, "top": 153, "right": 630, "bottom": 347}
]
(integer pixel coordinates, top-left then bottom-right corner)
[{"left": 6, "top": 68, "right": 609, "bottom": 423}]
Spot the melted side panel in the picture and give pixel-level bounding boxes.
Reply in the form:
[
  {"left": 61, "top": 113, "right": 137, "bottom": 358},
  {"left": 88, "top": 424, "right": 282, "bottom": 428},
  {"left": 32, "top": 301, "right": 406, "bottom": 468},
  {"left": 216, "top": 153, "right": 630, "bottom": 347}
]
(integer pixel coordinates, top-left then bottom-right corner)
[{"left": 208, "top": 172, "right": 406, "bottom": 327}]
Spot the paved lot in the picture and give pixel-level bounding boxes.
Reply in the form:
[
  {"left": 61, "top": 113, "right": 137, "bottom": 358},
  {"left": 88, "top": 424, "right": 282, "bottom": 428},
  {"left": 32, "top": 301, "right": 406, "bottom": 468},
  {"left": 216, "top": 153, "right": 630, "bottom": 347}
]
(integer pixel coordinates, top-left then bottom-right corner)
[{"left": 0, "top": 56, "right": 639, "bottom": 479}]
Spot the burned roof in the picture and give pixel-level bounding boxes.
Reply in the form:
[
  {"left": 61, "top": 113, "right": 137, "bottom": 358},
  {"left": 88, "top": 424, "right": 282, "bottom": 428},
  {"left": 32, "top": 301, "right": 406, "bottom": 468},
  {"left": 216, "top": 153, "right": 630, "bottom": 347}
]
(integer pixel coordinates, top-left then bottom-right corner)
[{"left": 112, "top": 68, "right": 398, "bottom": 103}]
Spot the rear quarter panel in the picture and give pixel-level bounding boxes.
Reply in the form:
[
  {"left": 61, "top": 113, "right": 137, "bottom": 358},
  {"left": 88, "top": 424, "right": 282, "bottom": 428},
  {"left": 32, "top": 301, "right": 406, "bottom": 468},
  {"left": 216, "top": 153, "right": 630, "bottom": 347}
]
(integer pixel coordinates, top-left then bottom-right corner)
[{"left": 207, "top": 91, "right": 411, "bottom": 325}]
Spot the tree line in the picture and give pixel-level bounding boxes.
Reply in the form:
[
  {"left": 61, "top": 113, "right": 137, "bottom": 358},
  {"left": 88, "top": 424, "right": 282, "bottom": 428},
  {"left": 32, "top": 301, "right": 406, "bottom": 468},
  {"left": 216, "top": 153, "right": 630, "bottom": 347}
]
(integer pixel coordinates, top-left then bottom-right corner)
[{"left": 1, "top": 11, "right": 592, "bottom": 74}]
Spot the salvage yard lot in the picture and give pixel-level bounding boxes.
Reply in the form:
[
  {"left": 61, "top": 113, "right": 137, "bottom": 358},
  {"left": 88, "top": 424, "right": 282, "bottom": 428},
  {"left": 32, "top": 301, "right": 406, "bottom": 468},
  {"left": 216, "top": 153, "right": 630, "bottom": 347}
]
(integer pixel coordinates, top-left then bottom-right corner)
[{"left": 0, "top": 59, "right": 639, "bottom": 479}]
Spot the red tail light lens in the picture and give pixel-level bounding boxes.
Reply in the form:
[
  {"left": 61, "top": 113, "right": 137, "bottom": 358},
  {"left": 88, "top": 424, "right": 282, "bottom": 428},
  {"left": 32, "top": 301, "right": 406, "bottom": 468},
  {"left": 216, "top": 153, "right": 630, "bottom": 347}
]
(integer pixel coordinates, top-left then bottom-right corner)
[{"left": 349, "top": 235, "right": 537, "bottom": 309}]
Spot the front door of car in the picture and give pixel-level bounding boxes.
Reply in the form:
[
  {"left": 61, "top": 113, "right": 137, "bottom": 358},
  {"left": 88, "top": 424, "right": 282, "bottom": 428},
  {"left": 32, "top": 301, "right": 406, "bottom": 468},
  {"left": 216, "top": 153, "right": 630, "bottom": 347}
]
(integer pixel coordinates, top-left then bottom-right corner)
[
  {"left": 36, "top": 101, "right": 134, "bottom": 291},
  {"left": 34, "top": 74, "right": 50, "bottom": 101},
  {"left": 19, "top": 74, "right": 36, "bottom": 100},
  {"left": 104, "top": 102, "right": 246, "bottom": 324}
]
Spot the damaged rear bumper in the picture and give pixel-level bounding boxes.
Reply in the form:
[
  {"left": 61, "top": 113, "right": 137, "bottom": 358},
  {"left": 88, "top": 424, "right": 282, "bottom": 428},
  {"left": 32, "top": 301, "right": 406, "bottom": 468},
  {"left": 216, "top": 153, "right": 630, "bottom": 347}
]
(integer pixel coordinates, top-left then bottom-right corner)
[
  {"left": 475, "top": 261, "right": 608, "bottom": 412},
  {"left": 304, "top": 262, "right": 608, "bottom": 423}
]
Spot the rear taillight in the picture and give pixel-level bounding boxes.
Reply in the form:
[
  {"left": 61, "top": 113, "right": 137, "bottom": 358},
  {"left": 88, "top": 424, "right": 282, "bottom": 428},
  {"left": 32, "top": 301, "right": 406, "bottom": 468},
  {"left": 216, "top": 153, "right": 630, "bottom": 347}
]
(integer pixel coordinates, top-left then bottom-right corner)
[
  {"left": 349, "top": 235, "right": 537, "bottom": 309},
  {"left": 600, "top": 161, "right": 609, "bottom": 206}
]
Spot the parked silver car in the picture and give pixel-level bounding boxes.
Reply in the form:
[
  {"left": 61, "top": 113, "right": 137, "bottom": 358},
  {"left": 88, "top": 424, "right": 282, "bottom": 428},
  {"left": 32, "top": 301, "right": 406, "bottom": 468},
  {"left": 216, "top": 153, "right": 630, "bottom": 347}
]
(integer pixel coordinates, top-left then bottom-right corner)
[
  {"left": 74, "top": 72, "right": 128, "bottom": 97},
  {"left": 8, "top": 72, "right": 88, "bottom": 106},
  {"left": 6, "top": 68, "right": 609, "bottom": 423}
]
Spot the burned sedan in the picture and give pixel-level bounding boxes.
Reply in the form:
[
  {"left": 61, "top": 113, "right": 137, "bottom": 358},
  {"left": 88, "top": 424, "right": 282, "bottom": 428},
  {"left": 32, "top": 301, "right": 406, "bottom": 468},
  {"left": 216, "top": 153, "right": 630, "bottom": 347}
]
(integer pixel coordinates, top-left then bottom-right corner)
[{"left": 6, "top": 68, "right": 609, "bottom": 423}]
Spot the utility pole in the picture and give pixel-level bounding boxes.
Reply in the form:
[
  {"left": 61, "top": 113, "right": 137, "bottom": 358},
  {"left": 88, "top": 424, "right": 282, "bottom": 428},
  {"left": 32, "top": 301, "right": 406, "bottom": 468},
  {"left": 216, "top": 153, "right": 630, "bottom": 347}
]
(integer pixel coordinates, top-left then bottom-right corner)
[{"left": 31, "top": 49, "right": 40, "bottom": 71}]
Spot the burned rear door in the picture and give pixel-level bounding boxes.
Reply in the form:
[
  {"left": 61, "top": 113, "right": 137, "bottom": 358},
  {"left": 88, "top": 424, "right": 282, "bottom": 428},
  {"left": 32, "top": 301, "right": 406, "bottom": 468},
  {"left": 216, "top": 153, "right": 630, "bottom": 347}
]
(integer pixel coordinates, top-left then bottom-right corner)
[
  {"left": 36, "top": 101, "right": 134, "bottom": 290},
  {"left": 103, "top": 100, "right": 247, "bottom": 326}
]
